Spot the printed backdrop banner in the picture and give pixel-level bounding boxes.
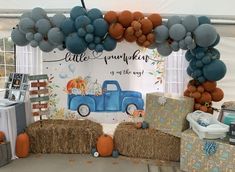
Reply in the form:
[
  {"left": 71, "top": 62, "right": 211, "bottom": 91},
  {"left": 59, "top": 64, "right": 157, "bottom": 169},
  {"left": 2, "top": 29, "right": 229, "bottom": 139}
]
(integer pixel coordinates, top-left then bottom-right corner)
[{"left": 42, "top": 42, "right": 164, "bottom": 123}]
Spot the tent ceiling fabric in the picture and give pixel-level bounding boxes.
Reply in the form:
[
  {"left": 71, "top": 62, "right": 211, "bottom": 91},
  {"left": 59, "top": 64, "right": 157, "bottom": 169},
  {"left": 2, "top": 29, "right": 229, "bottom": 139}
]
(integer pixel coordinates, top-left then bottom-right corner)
[{"left": 1, "top": 0, "right": 235, "bottom": 17}]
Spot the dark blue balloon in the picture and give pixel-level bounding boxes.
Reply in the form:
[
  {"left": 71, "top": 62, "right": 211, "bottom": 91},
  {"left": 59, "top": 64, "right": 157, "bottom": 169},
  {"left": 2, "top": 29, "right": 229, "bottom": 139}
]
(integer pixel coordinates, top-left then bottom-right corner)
[
  {"left": 94, "top": 36, "right": 101, "bottom": 44},
  {"left": 66, "top": 33, "right": 87, "bottom": 54},
  {"left": 103, "top": 35, "right": 117, "bottom": 51},
  {"left": 70, "top": 6, "right": 87, "bottom": 21},
  {"left": 87, "top": 8, "right": 103, "bottom": 21},
  {"left": 195, "top": 52, "right": 205, "bottom": 59},
  {"left": 75, "top": 15, "right": 91, "bottom": 29},
  {"left": 202, "top": 55, "right": 212, "bottom": 65},
  {"left": 210, "top": 34, "right": 220, "bottom": 47},
  {"left": 60, "top": 18, "right": 76, "bottom": 36},
  {"left": 77, "top": 28, "right": 86, "bottom": 37},
  {"left": 86, "top": 24, "right": 94, "bottom": 33},
  {"left": 210, "top": 48, "right": 220, "bottom": 59},
  {"left": 93, "top": 18, "right": 108, "bottom": 37},
  {"left": 85, "top": 33, "right": 94, "bottom": 43},
  {"left": 88, "top": 43, "right": 96, "bottom": 50},
  {"left": 194, "top": 69, "right": 202, "bottom": 77},
  {"left": 203, "top": 59, "right": 226, "bottom": 81},
  {"left": 197, "top": 76, "right": 206, "bottom": 83},
  {"left": 198, "top": 16, "right": 211, "bottom": 25},
  {"left": 187, "top": 66, "right": 193, "bottom": 76},
  {"left": 189, "top": 59, "right": 197, "bottom": 70},
  {"left": 185, "top": 50, "right": 194, "bottom": 61},
  {"left": 95, "top": 44, "right": 104, "bottom": 52},
  {"left": 196, "top": 60, "right": 204, "bottom": 68}
]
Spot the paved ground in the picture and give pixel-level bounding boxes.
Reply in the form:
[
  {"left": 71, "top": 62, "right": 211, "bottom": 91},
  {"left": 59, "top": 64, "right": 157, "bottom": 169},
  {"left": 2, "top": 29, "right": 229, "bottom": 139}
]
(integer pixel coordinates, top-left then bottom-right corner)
[{"left": 0, "top": 154, "right": 182, "bottom": 172}]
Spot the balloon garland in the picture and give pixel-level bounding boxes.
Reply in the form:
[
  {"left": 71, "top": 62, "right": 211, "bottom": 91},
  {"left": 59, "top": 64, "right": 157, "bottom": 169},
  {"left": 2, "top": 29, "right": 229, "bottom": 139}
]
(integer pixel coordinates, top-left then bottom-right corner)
[{"left": 11, "top": 6, "right": 226, "bottom": 112}]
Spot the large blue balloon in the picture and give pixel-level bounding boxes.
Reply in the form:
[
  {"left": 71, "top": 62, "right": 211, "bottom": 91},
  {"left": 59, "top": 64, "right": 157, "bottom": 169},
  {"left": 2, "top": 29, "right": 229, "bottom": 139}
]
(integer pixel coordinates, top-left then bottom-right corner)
[
  {"left": 182, "top": 15, "right": 199, "bottom": 32},
  {"left": 156, "top": 42, "right": 172, "bottom": 56},
  {"left": 167, "top": 16, "right": 181, "bottom": 28},
  {"left": 194, "top": 24, "right": 217, "bottom": 47},
  {"left": 39, "top": 40, "right": 54, "bottom": 52},
  {"left": 31, "top": 7, "right": 47, "bottom": 21},
  {"left": 66, "top": 33, "right": 87, "bottom": 54},
  {"left": 60, "top": 18, "right": 76, "bottom": 36},
  {"left": 70, "top": 6, "right": 87, "bottom": 21},
  {"left": 87, "top": 8, "right": 103, "bottom": 21},
  {"left": 93, "top": 18, "right": 108, "bottom": 37},
  {"left": 203, "top": 59, "right": 226, "bottom": 81},
  {"left": 198, "top": 16, "right": 211, "bottom": 25},
  {"left": 35, "top": 19, "right": 52, "bottom": 36},
  {"left": 48, "top": 27, "right": 64, "bottom": 45},
  {"left": 51, "top": 14, "right": 66, "bottom": 27},
  {"left": 19, "top": 17, "right": 35, "bottom": 34},
  {"left": 75, "top": 15, "right": 91, "bottom": 29},
  {"left": 154, "top": 25, "right": 169, "bottom": 43},
  {"left": 20, "top": 11, "right": 32, "bottom": 19},
  {"left": 11, "top": 28, "right": 29, "bottom": 46},
  {"left": 103, "top": 35, "right": 117, "bottom": 51},
  {"left": 169, "top": 24, "right": 186, "bottom": 41}
]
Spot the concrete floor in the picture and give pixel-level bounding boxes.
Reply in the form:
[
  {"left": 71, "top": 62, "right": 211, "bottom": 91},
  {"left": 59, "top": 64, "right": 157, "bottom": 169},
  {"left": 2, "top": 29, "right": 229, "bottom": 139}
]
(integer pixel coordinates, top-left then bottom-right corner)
[{"left": 0, "top": 154, "right": 182, "bottom": 172}]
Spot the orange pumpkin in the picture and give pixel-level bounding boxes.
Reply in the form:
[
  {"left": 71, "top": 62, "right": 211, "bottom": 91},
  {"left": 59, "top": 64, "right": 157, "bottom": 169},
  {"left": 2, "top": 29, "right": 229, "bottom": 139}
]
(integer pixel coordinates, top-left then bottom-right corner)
[
  {"left": 67, "top": 79, "right": 78, "bottom": 93},
  {"left": 133, "top": 11, "right": 144, "bottom": 21},
  {"left": 118, "top": 10, "right": 133, "bottom": 27},
  {"left": 109, "top": 23, "right": 124, "bottom": 39},
  {"left": 97, "top": 134, "right": 114, "bottom": 157},
  {"left": 16, "top": 133, "right": 29, "bottom": 158},
  {"left": 140, "top": 18, "right": 153, "bottom": 34},
  {"left": 211, "top": 88, "right": 224, "bottom": 102},
  {"left": 104, "top": 11, "right": 118, "bottom": 24},
  {"left": 202, "top": 81, "right": 217, "bottom": 92},
  {"left": 0, "top": 131, "right": 5, "bottom": 142},
  {"left": 148, "top": 13, "right": 162, "bottom": 27}
]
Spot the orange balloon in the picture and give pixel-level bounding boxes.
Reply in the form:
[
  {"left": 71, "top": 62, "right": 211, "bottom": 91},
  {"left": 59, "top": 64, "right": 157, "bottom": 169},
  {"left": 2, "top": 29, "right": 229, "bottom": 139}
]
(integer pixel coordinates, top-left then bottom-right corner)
[
  {"left": 200, "top": 106, "right": 208, "bottom": 112},
  {"left": 124, "top": 32, "right": 137, "bottom": 42},
  {"left": 211, "top": 87, "right": 224, "bottom": 102},
  {"left": 146, "top": 33, "right": 155, "bottom": 43},
  {"left": 187, "top": 80, "right": 197, "bottom": 88},
  {"left": 202, "top": 81, "right": 217, "bottom": 92},
  {"left": 109, "top": 23, "right": 124, "bottom": 39},
  {"left": 188, "top": 85, "right": 197, "bottom": 93},
  {"left": 192, "top": 92, "right": 201, "bottom": 99},
  {"left": 118, "top": 10, "right": 133, "bottom": 27},
  {"left": 143, "top": 40, "right": 151, "bottom": 47},
  {"left": 198, "top": 92, "right": 212, "bottom": 104},
  {"left": 194, "top": 103, "right": 201, "bottom": 110},
  {"left": 133, "top": 11, "right": 144, "bottom": 21},
  {"left": 104, "top": 11, "right": 118, "bottom": 24},
  {"left": 135, "top": 30, "right": 142, "bottom": 37},
  {"left": 140, "top": 18, "right": 153, "bottom": 34},
  {"left": 184, "top": 89, "right": 190, "bottom": 97},
  {"left": 197, "top": 86, "right": 205, "bottom": 93},
  {"left": 148, "top": 13, "right": 162, "bottom": 27},
  {"left": 126, "top": 27, "right": 135, "bottom": 35},
  {"left": 131, "top": 21, "right": 141, "bottom": 31},
  {"left": 137, "top": 35, "right": 146, "bottom": 43}
]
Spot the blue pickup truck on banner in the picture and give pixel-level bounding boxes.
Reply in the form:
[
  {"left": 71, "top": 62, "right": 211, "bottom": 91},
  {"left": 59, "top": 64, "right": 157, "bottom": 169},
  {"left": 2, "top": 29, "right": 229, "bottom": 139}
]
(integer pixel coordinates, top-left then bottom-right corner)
[{"left": 68, "top": 80, "right": 144, "bottom": 117}]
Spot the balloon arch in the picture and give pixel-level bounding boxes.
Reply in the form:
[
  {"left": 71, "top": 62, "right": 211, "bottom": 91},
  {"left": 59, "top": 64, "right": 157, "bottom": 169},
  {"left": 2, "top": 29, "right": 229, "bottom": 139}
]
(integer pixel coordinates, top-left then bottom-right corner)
[{"left": 11, "top": 6, "right": 226, "bottom": 113}]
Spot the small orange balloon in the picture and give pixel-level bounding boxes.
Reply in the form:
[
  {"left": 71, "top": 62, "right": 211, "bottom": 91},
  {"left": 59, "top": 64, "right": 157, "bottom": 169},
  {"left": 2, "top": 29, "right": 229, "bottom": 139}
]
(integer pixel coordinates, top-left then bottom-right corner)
[
  {"left": 184, "top": 89, "right": 190, "bottom": 97},
  {"left": 137, "top": 35, "right": 146, "bottom": 43},
  {"left": 140, "top": 18, "right": 153, "bottom": 34},
  {"left": 135, "top": 30, "right": 142, "bottom": 37},
  {"left": 126, "top": 27, "right": 135, "bottom": 35},
  {"left": 124, "top": 32, "right": 137, "bottom": 42},
  {"left": 146, "top": 33, "right": 155, "bottom": 43},
  {"left": 104, "top": 11, "right": 118, "bottom": 24},
  {"left": 188, "top": 85, "right": 197, "bottom": 93},
  {"left": 118, "top": 10, "right": 133, "bottom": 27},
  {"left": 131, "top": 21, "right": 141, "bottom": 31},
  {"left": 197, "top": 86, "right": 205, "bottom": 93},
  {"left": 109, "top": 23, "right": 124, "bottom": 39},
  {"left": 192, "top": 92, "right": 201, "bottom": 99},
  {"left": 143, "top": 40, "right": 151, "bottom": 47},
  {"left": 133, "top": 11, "right": 144, "bottom": 21},
  {"left": 198, "top": 92, "right": 212, "bottom": 104},
  {"left": 202, "top": 81, "right": 217, "bottom": 92},
  {"left": 148, "top": 13, "right": 162, "bottom": 27}
]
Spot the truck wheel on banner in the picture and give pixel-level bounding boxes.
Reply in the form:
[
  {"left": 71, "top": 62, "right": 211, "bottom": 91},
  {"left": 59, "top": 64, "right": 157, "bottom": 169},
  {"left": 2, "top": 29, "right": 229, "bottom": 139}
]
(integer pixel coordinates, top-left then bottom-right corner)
[
  {"left": 126, "top": 103, "right": 137, "bottom": 115},
  {"left": 77, "top": 104, "right": 90, "bottom": 117}
]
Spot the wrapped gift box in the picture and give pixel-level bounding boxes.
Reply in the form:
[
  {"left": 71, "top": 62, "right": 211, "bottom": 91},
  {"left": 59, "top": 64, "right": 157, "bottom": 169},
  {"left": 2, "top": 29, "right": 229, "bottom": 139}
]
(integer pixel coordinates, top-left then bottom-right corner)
[
  {"left": 181, "top": 129, "right": 235, "bottom": 172},
  {"left": 145, "top": 92, "right": 194, "bottom": 137}
]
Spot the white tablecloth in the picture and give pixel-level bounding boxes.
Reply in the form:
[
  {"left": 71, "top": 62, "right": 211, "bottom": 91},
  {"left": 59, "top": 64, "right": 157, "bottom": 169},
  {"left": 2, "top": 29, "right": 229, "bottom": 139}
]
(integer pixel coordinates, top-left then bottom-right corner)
[{"left": 0, "top": 101, "right": 33, "bottom": 159}]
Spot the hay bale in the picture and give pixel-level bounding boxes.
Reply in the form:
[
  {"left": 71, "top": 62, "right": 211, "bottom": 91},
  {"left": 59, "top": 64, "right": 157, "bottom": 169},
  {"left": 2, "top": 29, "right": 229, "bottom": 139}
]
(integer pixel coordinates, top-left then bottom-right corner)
[
  {"left": 26, "top": 119, "right": 103, "bottom": 154},
  {"left": 114, "top": 122, "right": 180, "bottom": 161}
]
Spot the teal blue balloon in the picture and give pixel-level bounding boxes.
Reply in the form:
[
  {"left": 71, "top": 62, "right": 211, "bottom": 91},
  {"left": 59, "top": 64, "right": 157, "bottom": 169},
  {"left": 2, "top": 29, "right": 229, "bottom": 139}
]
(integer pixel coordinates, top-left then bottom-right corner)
[
  {"left": 11, "top": 28, "right": 29, "bottom": 46},
  {"left": 19, "top": 17, "right": 35, "bottom": 34},
  {"left": 182, "top": 15, "right": 199, "bottom": 32},
  {"left": 31, "top": 7, "right": 47, "bottom": 21},
  {"left": 75, "top": 15, "right": 91, "bottom": 29},
  {"left": 35, "top": 19, "right": 52, "bottom": 36},
  {"left": 197, "top": 76, "right": 206, "bottom": 83},
  {"left": 57, "top": 44, "right": 66, "bottom": 51},
  {"left": 185, "top": 50, "right": 194, "bottom": 61},
  {"left": 86, "top": 24, "right": 94, "bottom": 33},
  {"left": 187, "top": 42, "right": 196, "bottom": 50},
  {"left": 93, "top": 18, "right": 108, "bottom": 37},
  {"left": 167, "top": 16, "right": 181, "bottom": 28},
  {"left": 184, "top": 36, "right": 193, "bottom": 45},
  {"left": 20, "top": 12, "right": 32, "bottom": 19},
  {"left": 30, "top": 40, "right": 38, "bottom": 47},
  {"left": 169, "top": 24, "right": 186, "bottom": 41},
  {"left": 194, "top": 69, "right": 202, "bottom": 77},
  {"left": 77, "top": 28, "right": 86, "bottom": 37},
  {"left": 70, "top": 6, "right": 87, "bottom": 21},
  {"left": 85, "top": 33, "right": 94, "bottom": 43},
  {"left": 203, "top": 59, "right": 226, "bottom": 81},
  {"left": 26, "top": 32, "right": 34, "bottom": 41},
  {"left": 170, "top": 41, "right": 179, "bottom": 51},
  {"left": 196, "top": 60, "right": 204, "bottom": 68},
  {"left": 210, "top": 48, "right": 220, "bottom": 59},
  {"left": 103, "top": 35, "right": 117, "bottom": 51},
  {"left": 198, "top": 16, "right": 211, "bottom": 25},
  {"left": 189, "top": 59, "right": 197, "bottom": 70},
  {"left": 179, "top": 40, "right": 187, "bottom": 50},
  {"left": 51, "top": 14, "right": 66, "bottom": 27},
  {"left": 194, "top": 24, "right": 217, "bottom": 47},
  {"left": 157, "top": 42, "right": 172, "bottom": 56},
  {"left": 210, "top": 34, "right": 220, "bottom": 47},
  {"left": 66, "top": 33, "right": 87, "bottom": 54},
  {"left": 87, "top": 8, "right": 103, "bottom": 21},
  {"left": 154, "top": 25, "right": 169, "bottom": 43},
  {"left": 48, "top": 27, "right": 64, "bottom": 45},
  {"left": 95, "top": 44, "right": 104, "bottom": 52},
  {"left": 88, "top": 43, "right": 96, "bottom": 50},
  {"left": 202, "top": 55, "right": 211, "bottom": 64},
  {"left": 94, "top": 36, "right": 101, "bottom": 44},
  {"left": 148, "top": 42, "right": 157, "bottom": 49},
  {"left": 34, "top": 33, "right": 43, "bottom": 42},
  {"left": 195, "top": 52, "right": 205, "bottom": 59},
  {"left": 39, "top": 40, "right": 54, "bottom": 52},
  {"left": 60, "top": 18, "right": 76, "bottom": 36},
  {"left": 187, "top": 66, "right": 193, "bottom": 76}
]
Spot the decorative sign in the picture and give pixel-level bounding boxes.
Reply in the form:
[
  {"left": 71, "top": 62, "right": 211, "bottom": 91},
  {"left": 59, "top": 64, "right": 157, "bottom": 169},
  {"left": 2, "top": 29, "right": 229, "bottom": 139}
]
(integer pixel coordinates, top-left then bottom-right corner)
[{"left": 43, "top": 42, "right": 165, "bottom": 123}]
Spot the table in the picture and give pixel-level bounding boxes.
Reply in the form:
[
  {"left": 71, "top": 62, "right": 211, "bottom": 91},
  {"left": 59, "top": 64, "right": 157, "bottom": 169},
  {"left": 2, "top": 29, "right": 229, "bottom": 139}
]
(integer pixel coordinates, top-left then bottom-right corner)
[{"left": 0, "top": 101, "right": 33, "bottom": 159}]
